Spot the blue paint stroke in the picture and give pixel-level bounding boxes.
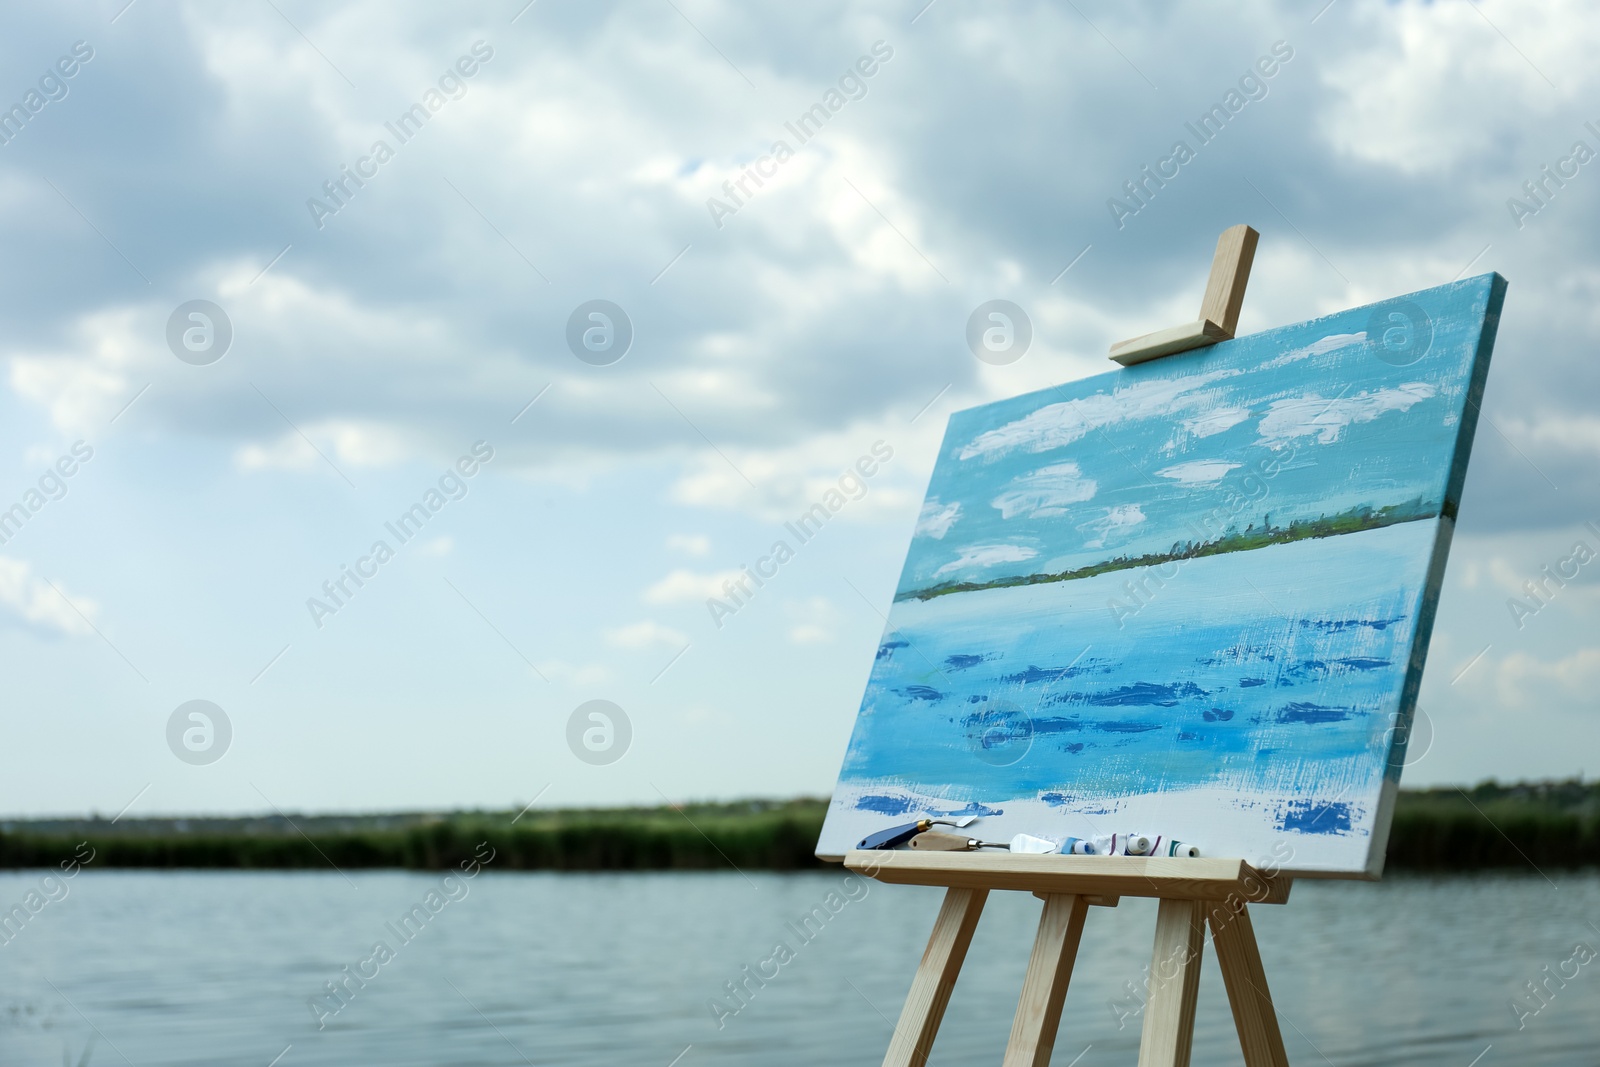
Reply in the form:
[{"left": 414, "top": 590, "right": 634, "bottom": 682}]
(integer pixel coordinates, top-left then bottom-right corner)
[
  {"left": 1279, "top": 800, "right": 1355, "bottom": 834},
  {"left": 1276, "top": 702, "right": 1354, "bottom": 724},
  {"left": 854, "top": 794, "right": 918, "bottom": 816}
]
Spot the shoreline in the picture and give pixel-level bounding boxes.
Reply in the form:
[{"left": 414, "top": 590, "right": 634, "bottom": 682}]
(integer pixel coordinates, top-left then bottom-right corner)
[
  {"left": 1, "top": 780, "right": 1594, "bottom": 873},
  {"left": 896, "top": 498, "right": 1439, "bottom": 602}
]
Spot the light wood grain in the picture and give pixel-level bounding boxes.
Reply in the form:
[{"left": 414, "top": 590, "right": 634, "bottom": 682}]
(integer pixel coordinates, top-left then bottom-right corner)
[
  {"left": 1199, "top": 224, "right": 1260, "bottom": 337},
  {"left": 1206, "top": 899, "right": 1290, "bottom": 1067},
  {"left": 1001, "top": 893, "right": 1090, "bottom": 1067},
  {"left": 1108, "top": 319, "right": 1229, "bottom": 366},
  {"left": 908, "top": 831, "right": 976, "bottom": 851},
  {"left": 1137, "top": 898, "right": 1206, "bottom": 1067},
  {"left": 844, "top": 850, "right": 1290, "bottom": 904},
  {"left": 880, "top": 887, "right": 988, "bottom": 1067},
  {"left": 1107, "top": 223, "right": 1259, "bottom": 364}
]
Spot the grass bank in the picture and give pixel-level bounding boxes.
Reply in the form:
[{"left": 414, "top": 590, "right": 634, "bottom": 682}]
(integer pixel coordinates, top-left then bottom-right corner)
[{"left": 2, "top": 781, "right": 1595, "bottom": 873}]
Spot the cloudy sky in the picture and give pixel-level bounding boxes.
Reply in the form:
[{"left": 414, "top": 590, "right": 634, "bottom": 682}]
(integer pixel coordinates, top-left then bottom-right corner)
[{"left": 1, "top": 0, "right": 1595, "bottom": 820}]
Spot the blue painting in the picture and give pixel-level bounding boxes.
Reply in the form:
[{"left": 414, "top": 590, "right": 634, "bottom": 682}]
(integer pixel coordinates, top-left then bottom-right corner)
[{"left": 818, "top": 274, "right": 1507, "bottom": 876}]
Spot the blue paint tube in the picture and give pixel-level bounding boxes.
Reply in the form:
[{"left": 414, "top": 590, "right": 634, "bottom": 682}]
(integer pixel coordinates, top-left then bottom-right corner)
[{"left": 1061, "top": 837, "right": 1097, "bottom": 855}]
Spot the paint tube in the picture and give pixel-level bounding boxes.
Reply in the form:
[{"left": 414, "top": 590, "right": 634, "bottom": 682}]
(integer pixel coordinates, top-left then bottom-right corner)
[{"left": 1008, "top": 833, "right": 1058, "bottom": 854}]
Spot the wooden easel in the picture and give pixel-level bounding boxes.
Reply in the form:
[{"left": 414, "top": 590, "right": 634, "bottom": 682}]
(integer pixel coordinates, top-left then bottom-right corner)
[
  {"left": 849, "top": 226, "right": 1293, "bottom": 1067},
  {"left": 844, "top": 851, "right": 1290, "bottom": 1067}
]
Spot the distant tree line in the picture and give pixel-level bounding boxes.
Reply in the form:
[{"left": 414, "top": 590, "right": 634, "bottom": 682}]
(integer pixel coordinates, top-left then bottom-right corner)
[{"left": 1, "top": 782, "right": 1595, "bottom": 873}]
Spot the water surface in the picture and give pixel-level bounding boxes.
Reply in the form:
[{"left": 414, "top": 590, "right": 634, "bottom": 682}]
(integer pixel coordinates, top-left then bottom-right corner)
[{"left": 1, "top": 869, "right": 1596, "bottom": 1065}]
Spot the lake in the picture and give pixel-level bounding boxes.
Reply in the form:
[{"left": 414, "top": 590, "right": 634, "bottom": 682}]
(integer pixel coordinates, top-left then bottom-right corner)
[{"left": 2, "top": 869, "right": 1596, "bottom": 1065}]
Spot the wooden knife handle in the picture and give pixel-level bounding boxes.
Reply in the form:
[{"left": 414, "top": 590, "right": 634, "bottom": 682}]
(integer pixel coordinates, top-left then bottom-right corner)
[{"left": 908, "top": 831, "right": 976, "bottom": 851}]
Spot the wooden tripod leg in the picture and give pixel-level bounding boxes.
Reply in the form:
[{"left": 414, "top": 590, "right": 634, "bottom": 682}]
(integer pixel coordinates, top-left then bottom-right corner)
[
  {"left": 1206, "top": 899, "right": 1289, "bottom": 1067},
  {"left": 1137, "top": 898, "right": 1206, "bottom": 1067},
  {"left": 881, "top": 887, "right": 988, "bottom": 1067},
  {"left": 1000, "top": 893, "right": 1090, "bottom": 1067}
]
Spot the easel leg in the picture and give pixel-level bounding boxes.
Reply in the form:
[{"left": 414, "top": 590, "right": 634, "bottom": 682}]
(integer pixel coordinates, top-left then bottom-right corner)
[
  {"left": 1137, "top": 898, "right": 1205, "bottom": 1067},
  {"left": 1206, "top": 899, "right": 1290, "bottom": 1067},
  {"left": 881, "top": 886, "right": 988, "bottom": 1067},
  {"left": 1000, "top": 893, "right": 1090, "bottom": 1067}
]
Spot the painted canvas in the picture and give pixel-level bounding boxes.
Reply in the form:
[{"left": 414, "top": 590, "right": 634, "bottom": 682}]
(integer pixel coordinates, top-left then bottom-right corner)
[{"left": 818, "top": 274, "right": 1507, "bottom": 876}]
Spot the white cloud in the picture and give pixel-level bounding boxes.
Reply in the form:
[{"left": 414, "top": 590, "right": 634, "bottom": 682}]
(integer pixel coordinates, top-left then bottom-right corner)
[
  {"left": 1258, "top": 332, "right": 1367, "bottom": 371},
  {"left": 643, "top": 568, "right": 743, "bottom": 604},
  {"left": 0, "top": 558, "right": 96, "bottom": 636},
  {"left": 1496, "top": 647, "right": 1600, "bottom": 710},
  {"left": 1256, "top": 384, "right": 1437, "bottom": 447},
  {"left": 991, "top": 461, "right": 1098, "bottom": 519},
  {"left": 934, "top": 543, "right": 1037, "bottom": 577},
  {"left": 1080, "top": 504, "right": 1146, "bottom": 550},
  {"left": 1181, "top": 407, "right": 1251, "bottom": 439},
  {"left": 958, "top": 370, "right": 1238, "bottom": 462},
  {"left": 916, "top": 499, "right": 962, "bottom": 539},
  {"left": 235, "top": 420, "right": 417, "bottom": 472},
  {"left": 1503, "top": 413, "right": 1600, "bottom": 457},
  {"left": 1156, "top": 459, "right": 1241, "bottom": 487},
  {"left": 605, "top": 620, "right": 689, "bottom": 649},
  {"left": 665, "top": 423, "right": 929, "bottom": 523},
  {"left": 1319, "top": 0, "right": 1588, "bottom": 179}
]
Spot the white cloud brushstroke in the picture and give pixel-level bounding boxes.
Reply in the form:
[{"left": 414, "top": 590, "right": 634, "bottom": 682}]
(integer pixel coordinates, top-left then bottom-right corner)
[
  {"left": 1182, "top": 406, "right": 1252, "bottom": 439},
  {"left": 990, "top": 461, "right": 1098, "bottom": 519},
  {"left": 933, "top": 544, "right": 1038, "bottom": 577},
  {"left": 1079, "top": 505, "right": 1146, "bottom": 549},
  {"left": 1156, "top": 459, "right": 1240, "bottom": 486},
  {"left": 1257, "top": 383, "right": 1437, "bottom": 447},
  {"left": 1258, "top": 332, "right": 1367, "bottom": 371},
  {"left": 957, "top": 370, "right": 1240, "bottom": 462},
  {"left": 916, "top": 499, "right": 962, "bottom": 539}
]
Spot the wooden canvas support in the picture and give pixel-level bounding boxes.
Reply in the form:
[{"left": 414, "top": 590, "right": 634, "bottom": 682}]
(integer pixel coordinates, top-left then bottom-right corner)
[
  {"left": 1001, "top": 893, "right": 1089, "bottom": 1067},
  {"left": 1207, "top": 899, "right": 1290, "bottom": 1067},
  {"left": 846, "top": 850, "right": 1292, "bottom": 1067},
  {"left": 881, "top": 887, "right": 987, "bottom": 1067},
  {"left": 1137, "top": 899, "right": 1206, "bottom": 1067},
  {"left": 1109, "top": 224, "right": 1260, "bottom": 366}
]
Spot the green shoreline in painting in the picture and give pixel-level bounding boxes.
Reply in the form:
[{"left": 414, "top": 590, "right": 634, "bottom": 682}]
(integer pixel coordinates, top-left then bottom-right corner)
[{"left": 895, "top": 497, "right": 1443, "bottom": 602}]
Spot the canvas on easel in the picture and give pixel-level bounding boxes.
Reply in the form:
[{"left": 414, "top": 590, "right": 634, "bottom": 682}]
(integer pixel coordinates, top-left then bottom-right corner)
[{"left": 820, "top": 267, "right": 1505, "bottom": 877}]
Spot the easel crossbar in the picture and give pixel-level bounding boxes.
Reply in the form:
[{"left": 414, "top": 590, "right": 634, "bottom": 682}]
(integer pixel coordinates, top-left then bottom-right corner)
[{"left": 845, "top": 849, "right": 1290, "bottom": 904}]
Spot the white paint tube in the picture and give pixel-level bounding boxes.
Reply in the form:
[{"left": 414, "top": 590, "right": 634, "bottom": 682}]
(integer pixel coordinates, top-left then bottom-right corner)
[
  {"left": 1008, "top": 833, "right": 1059, "bottom": 854},
  {"left": 1077, "top": 833, "right": 1199, "bottom": 857}
]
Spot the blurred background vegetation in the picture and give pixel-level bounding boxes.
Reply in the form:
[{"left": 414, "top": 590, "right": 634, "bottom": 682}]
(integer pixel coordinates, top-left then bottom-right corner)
[{"left": 2, "top": 779, "right": 1595, "bottom": 873}]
